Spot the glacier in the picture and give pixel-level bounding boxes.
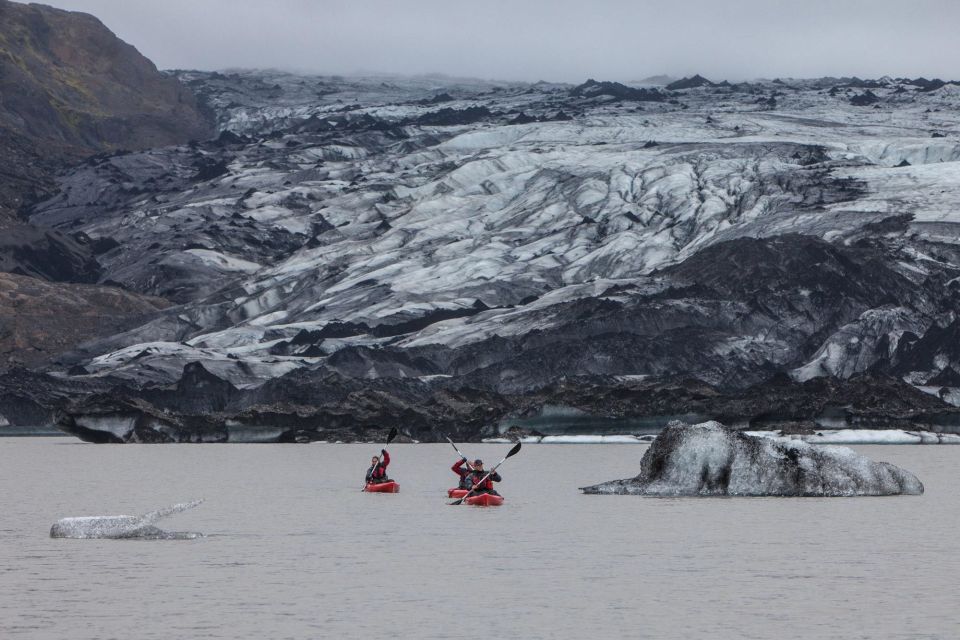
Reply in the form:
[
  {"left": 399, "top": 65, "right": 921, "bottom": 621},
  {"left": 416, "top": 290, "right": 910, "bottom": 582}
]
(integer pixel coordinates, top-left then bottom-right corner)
[{"left": 7, "top": 71, "right": 960, "bottom": 441}]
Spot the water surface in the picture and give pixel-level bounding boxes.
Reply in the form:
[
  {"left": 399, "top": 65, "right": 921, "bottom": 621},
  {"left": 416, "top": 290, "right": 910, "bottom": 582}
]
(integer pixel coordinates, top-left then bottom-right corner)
[{"left": 1, "top": 439, "right": 957, "bottom": 639}]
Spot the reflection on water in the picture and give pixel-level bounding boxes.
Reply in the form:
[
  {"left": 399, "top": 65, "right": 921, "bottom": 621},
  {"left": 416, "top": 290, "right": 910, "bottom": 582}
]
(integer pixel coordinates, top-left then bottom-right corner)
[
  {"left": 500, "top": 404, "right": 960, "bottom": 436},
  {"left": 1, "top": 438, "right": 958, "bottom": 639},
  {"left": 0, "top": 425, "right": 63, "bottom": 437},
  {"left": 499, "top": 404, "right": 708, "bottom": 435}
]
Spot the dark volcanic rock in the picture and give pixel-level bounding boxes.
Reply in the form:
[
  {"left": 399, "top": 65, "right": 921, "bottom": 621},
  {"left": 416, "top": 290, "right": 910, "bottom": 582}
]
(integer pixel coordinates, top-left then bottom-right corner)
[
  {"left": 892, "top": 318, "right": 960, "bottom": 379},
  {"left": 522, "top": 372, "right": 955, "bottom": 430},
  {"left": 665, "top": 75, "right": 715, "bottom": 90},
  {"left": 142, "top": 362, "right": 240, "bottom": 413},
  {"left": 580, "top": 421, "right": 924, "bottom": 496},
  {"left": 0, "top": 225, "right": 100, "bottom": 282},
  {"left": 662, "top": 234, "right": 913, "bottom": 309},
  {"left": 569, "top": 79, "right": 665, "bottom": 102},
  {"left": 0, "top": 367, "right": 119, "bottom": 426},
  {"left": 57, "top": 394, "right": 228, "bottom": 443},
  {"left": 191, "top": 158, "right": 230, "bottom": 182},
  {"left": 25, "top": 364, "right": 960, "bottom": 443},
  {"left": 509, "top": 111, "right": 539, "bottom": 125},
  {"left": 53, "top": 367, "right": 511, "bottom": 443},
  {"left": 927, "top": 367, "right": 960, "bottom": 387},
  {"left": 850, "top": 90, "right": 880, "bottom": 106},
  {"left": 906, "top": 77, "right": 948, "bottom": 92},
  {"left": 732, "top": 373, "right": 952, "bottom": 429},
  {"left": 415, "top": 106, "right": 492, "bottom": 126},
  {"left": 419, "top": 92, "right": 454, "bottom": 105}
]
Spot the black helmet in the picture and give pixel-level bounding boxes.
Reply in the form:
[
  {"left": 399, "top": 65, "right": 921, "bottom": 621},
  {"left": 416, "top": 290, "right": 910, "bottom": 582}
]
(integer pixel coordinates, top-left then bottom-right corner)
[{"left": 473, "top": 459, "right": 483, "bottom": 465}]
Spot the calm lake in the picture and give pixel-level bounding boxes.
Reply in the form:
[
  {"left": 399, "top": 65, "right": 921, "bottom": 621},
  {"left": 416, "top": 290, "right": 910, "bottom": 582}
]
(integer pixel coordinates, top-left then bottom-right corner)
[{"left": 1, "top": 438, "right": 958, "bottom": 639}]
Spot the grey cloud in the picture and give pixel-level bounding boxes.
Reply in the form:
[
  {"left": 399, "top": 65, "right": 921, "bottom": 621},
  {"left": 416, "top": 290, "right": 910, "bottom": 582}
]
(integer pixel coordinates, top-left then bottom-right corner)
[{"left": 32, "top": 0, "right": 960, "bottom": 81}]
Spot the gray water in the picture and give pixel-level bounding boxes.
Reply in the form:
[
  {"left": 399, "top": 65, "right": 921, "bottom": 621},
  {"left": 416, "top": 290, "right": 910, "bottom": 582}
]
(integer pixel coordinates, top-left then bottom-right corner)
[{"left": 2, "top": 438, "right": 959, "bottom": 639}]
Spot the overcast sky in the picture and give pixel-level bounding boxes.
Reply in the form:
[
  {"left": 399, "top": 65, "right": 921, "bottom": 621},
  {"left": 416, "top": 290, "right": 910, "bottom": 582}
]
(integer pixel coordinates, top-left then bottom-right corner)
[{"left": 32, "top": 0, "right": 960, "bottom": 82}]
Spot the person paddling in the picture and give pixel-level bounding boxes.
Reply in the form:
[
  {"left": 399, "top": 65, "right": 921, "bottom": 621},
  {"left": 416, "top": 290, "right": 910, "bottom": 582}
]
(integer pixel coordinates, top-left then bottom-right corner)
[
  {"left": 452, "top": 457, "right": 475, "bottom": 490},
  {"left": 464, "top": 458, "right": 501, "bottom": 496},
  {"left": 366, "top": 449, "right": 391, "bottom": 484}
]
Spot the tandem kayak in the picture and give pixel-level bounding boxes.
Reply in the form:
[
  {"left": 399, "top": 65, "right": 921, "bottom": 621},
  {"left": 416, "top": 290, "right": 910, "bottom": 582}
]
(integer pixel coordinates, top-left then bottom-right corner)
[
  {"left": 364, "top": 481, "right": 400, "bottom": 493},
  {"left": 465, "top": 493, "right": 504, "bottom": 506},
  {"left": 448, "top": 488, "right": 469, "bottom": 499}
]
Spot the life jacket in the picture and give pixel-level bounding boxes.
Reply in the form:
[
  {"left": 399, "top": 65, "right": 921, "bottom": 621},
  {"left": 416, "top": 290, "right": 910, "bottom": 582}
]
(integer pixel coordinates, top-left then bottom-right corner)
[
  {"left": 470, "top": 470, "right": 500, "bottom": 492},
  {"left": 366, "top": 450, "right": 390, "bottom": 483}
]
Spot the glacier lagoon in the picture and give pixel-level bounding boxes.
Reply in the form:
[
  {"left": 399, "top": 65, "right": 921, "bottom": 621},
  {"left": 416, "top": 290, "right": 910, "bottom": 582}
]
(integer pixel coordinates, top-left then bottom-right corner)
[{"left": 3, "top": 438, "right": 959, "bottom": 639}]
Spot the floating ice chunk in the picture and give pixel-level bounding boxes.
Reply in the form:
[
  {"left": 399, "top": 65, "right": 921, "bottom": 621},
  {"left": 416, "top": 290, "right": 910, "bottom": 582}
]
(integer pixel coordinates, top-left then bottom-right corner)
[
  {"left": 50, "top": 500, "right": 205, "bottom": 539},
  {"left": 581, "top": 422, "right": 924, "bottom": 496}
]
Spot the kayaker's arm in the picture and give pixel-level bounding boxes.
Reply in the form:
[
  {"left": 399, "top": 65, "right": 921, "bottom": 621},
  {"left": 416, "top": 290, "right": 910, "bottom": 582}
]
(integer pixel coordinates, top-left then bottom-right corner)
[
  {"left": 489, "top": 471, "right": 502, "bottom": 482},
  {"left": 452, "top": 458, "right": 469, "bottom": 476},
  {"left": 380, "top": 449, "right": 390, "bottom": 470}
]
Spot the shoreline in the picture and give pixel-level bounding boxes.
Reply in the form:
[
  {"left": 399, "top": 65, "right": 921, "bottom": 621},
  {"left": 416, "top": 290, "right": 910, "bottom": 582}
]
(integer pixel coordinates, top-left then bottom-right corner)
[
  {"left": 485, "top": 429, "right": 960, "bottom": 445},
  {"left": 7, "top": 427, "right": 960, "bottom": 445}
]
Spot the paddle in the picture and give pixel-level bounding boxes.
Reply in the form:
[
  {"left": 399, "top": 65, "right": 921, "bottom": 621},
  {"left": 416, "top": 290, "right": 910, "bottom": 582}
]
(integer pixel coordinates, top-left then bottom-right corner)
[
  {"left": 446, "top": 435, "right": 474, "bottom": 490},
  {"left": 445, "top": 435, "right": 469, "bottom": 462},
  {"left": 364, "top": 426, "right": 398, "bottom": 489},
  {"left": 449, "top": 441, "right": 521, "bottom": 505}
]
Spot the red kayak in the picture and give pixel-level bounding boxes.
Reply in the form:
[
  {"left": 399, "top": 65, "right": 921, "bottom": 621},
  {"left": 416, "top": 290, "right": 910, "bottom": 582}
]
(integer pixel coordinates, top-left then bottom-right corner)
[
  {"left": 448, "top": 488, "right": 469, "bottom": 499},
  {"left": 364, "top": 481, "right": 400, "bottom": 493},
  {"left": 465, "top": 493, "right": 504, "bottom": 506}
]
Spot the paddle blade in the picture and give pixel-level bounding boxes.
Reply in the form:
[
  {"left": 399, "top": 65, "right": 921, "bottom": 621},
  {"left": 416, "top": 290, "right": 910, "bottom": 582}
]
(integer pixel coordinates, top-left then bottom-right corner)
[
  {"left": 505, "top": 441, "right": 522, "bottom": 459},
  {"left": 386, "top": 427, "right": 399, "bottom": 444}
]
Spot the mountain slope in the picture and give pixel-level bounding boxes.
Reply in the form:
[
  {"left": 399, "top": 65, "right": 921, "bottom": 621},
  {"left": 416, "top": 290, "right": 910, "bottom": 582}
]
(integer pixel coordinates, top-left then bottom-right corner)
[
  {"left": 0, "top": 0, "right": 212, "bottom": 171},
  {"left": 0, "top": 0, "right": 211, "bottom": 370},
  {"left": 0, "top": 0, "right": 213, "bottom": 234}
]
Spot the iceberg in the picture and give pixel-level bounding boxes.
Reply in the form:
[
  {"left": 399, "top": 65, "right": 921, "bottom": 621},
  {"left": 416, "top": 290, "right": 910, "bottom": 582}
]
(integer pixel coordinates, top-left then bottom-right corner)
[
  {"left": 580, "top": 422, "right": 923, "bottom": 497},
  {"left": 50, "top": 500, "right": 205, "bottom": 539}
]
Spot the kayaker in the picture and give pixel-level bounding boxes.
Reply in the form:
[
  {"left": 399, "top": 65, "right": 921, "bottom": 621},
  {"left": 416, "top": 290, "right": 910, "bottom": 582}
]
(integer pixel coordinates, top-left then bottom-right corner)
[
  {"left": 467, "top": 458, "right": 501, "bottom": 496},
  {"left": 451, "top": 457, "right": 475, "bottom": 490},
  {"left": 366, "top": 449, "right": 391, "bottom": 484}
]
